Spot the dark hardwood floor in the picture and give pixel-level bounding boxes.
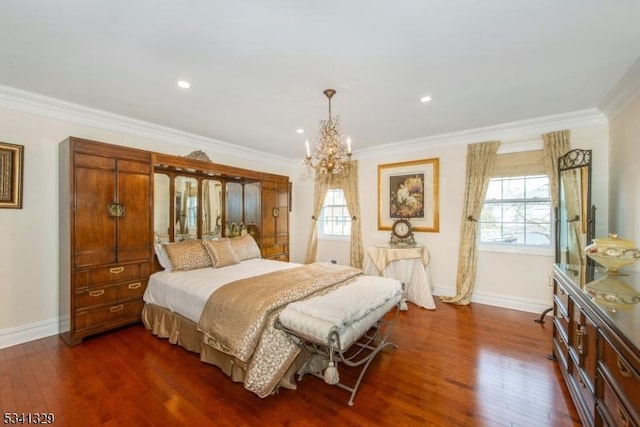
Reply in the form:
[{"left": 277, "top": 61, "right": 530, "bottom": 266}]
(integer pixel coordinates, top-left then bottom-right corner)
[{"left": 0, "top": 300, "right": 579, "bottom": 426}]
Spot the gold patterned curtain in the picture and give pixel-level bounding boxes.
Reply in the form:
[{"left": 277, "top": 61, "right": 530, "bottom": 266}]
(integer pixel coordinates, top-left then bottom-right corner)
[
  {"left": 441, "top": 141, "right": 500, "bottom": 305},
  {"left": 542, "top": 130, "right": 570, "bottom": 216},
  {"left": 332, "top": 161, "right": 364, "bottom": 268},
  {"left": 305, "top": 172, "right": 332, "bottom": 264}
]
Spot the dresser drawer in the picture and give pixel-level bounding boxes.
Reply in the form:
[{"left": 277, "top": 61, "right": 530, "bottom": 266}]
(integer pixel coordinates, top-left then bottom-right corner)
[
  {"left": 555, "top": 281, "right": 570, "bottom": 313},
  {"left": 553, "top": 317, "right": 570, "bottom": 368},
  {"left": 569, "top": 352, "right": 596, "bottom": 419},
  {"left": 74, "top": 300, "right": 144, "bottom": 332},
  {"left": 75, "top": 280, "right": 147, "bottom": 310},
  {"left": 554, "top": 302, "right": 569, "bottom": 340},
  {"left": 600, "top": 372, "right": 639, "bottom": 427},
  {"left": 601, "top": 333, "right": 640, "bottom": 412},
  {"left": 75, "top": 262, "right": 150, "bottom": 288}
]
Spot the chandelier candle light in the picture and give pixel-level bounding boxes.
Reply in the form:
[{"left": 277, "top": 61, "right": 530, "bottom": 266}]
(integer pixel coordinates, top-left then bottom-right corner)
[{"left": 303, "top": 89, "right": 352, "bottom": 174}]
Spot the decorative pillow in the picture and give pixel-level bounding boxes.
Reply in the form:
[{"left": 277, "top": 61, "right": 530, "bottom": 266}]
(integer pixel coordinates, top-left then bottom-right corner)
[
  {"left": 204, "top": 238, "right": 241, "bottom": 268},
  {"left": 162, "top": 240, "right": 212, "bottom": 271},
  {"left": 154, "top": 243, "right": 173, "bottom": 271},
  {"left": 229, "top": 234, "right": 262, "bottom": 261}
]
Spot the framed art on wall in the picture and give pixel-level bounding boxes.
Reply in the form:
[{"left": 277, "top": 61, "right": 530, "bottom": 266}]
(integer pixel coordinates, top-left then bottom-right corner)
[
  {"left": 0, "top": 142, "right": 24, "bottom": 209},
  {"left": 377, "top": 158, "right": 439, "bottom": 232}
]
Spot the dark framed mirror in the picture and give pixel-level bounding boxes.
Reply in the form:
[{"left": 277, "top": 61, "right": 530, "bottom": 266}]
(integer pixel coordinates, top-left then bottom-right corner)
[{"left": 556, "top": 148, "right": 595, "bottom": 268}]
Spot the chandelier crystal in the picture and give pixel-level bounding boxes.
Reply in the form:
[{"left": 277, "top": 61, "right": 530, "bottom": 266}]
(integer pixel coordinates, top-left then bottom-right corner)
[{"left": 302, "top": 89, "right": 352, "bottom": 174}]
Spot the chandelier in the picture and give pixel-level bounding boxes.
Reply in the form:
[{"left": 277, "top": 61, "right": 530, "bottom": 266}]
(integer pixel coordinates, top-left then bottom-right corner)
[{"left": 302, "top": 89, "right": 352, "bottom": 174}]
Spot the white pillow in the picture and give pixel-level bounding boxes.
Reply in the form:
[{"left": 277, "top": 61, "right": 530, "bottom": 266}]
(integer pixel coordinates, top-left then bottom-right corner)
[{"left": 154, "top": 243, "right": 173, "bottom": 271}]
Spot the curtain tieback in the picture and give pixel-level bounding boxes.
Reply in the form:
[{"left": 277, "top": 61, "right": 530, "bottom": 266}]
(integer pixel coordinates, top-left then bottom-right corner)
[
  {"left": 466, "top": 215, "right": 477, "bottom": 222},
  {"left": 312, "top": 216, "right": 318, "bottom": 221}
]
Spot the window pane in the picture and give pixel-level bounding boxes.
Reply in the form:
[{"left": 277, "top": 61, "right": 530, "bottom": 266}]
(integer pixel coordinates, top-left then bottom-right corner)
[
  {"left": 480, "top": 203, "right": 503, "bottom": 222},
  {"left": 485, "top": 180, "right": 502, "bottom": 200},
  {"left": 503, "top": 178, "right": 525, "bottom": 199},
  {"left": 525, "top": 223, "right": 551, "bottom": 245},
  {"left": 480, "top": 222, "right": 502, "bottom": 243},
  {"left": 525, "top": 201, "right": 551, "bottom": 222},
  {"left": 526, "top": 176, "right": 549, "bottom": 199},
  {"left": 502, "top": 223, "right": 525, "bottom": 244},
  {"left": 503, "top": 202, "right": 525, "bottom": 222}
]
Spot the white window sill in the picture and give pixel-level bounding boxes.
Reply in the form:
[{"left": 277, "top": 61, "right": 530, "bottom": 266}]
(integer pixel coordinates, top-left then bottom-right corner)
[
  {"left": 478, "top": 243, "right": 554, "bottom": 257},
  {"left": 318, "top": 235, "right": 350, "bottom": 242}
]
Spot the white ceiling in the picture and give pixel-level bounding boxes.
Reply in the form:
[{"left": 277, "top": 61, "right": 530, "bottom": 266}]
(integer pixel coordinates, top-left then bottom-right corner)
[{"left": 2, "top": 1, "right": 640, "bottom": 159}]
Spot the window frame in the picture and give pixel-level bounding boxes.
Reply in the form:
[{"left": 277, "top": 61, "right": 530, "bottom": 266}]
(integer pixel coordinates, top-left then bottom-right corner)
[
  {"left": 318, "top": 188, "right": 351, "bottom": 241},
  {"left": 478, "top": 174, "right": 554, "bottom": 256}
]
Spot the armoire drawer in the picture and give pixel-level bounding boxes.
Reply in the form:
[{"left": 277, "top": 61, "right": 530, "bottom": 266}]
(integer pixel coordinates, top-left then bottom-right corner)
[
  {"left": 601, "top": 333, "right": 640, "bottom": 412},
  {"left": 75, "top": 262, "right": 150, "bottom": 288},
  {"left": 262, "top": 244, "right": 288, "bottom": 257},
  {"left": 75, "top": 280, "right": 147, "bottom": 310},
  {"left": 74, "top": 300, "right": 144, "bottom": 332}
]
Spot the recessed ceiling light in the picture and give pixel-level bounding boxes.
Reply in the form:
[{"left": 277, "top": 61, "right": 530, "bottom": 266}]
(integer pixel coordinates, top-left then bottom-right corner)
[
  {"left": 177, "top": 80, "right": 191, "bottom": 89},
  {"left": 296, "top": 129, "right": 304, "bottom": 134},
  {"left": 420, "top": 95, "right": 432, "bottom": 103}
]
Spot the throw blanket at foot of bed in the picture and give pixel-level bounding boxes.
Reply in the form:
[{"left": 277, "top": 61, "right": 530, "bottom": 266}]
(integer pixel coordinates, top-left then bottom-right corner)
[{"left": 197, "top": 262, "right": 362, "bottom": 398}]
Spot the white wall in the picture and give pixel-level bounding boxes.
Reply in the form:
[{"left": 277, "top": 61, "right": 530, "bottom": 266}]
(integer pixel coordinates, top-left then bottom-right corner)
[
  {"left": 0, "top": 105, "right": 296, "bottom": 348},
  {"left": 310, "top": 123, "right": 609, "bottom": 313},
  {"left": 0, "top": 92, "right": 612, "bottom": 349},
  {"left": 608, "top": 92, "right": 640, "bottom": 268}
]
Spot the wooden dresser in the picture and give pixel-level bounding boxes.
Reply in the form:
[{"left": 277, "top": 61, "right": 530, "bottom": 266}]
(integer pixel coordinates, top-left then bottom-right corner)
[
  {"left": 552, "top": 264, "right": 640, "bottom": 426},
  {"left": 59, "top": 137, "right": 153, "bottom": 346}
]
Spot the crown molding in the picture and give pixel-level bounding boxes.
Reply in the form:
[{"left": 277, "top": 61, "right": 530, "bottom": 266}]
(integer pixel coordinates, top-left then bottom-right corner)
[
  {"left": 355, "top": 108, "right": 607, "bottom": 159},
  {"left": 599, "top": 57, "right": 640, "bottom": 120},
  {"left": 0, "top": 84, "right": 291, "bottom": 167}
]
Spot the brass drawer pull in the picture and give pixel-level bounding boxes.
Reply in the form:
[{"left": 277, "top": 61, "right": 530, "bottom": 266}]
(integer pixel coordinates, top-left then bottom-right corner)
[
  {"left": 88, "top": 289, "right": 105, "bottom": 297},
  {"left": 616, "top": 357, "right": 633, "bottom": 378},
  {"left": 128, "top": 282, "right": 142, "bottom": 290},
  {"left": 109, "top": 304, "right": 124, "bottom": 312},
  {"left": 617, "top": 406, "right": 629, "bottom": 426},
  {"left": 109, "top": 267, "right": 125, "bottom": 274}
]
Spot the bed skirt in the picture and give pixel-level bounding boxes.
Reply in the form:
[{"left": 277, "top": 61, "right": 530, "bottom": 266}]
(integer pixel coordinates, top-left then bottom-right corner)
[{"left": 141, "top": 303, "right": 305, "bottom": 392}]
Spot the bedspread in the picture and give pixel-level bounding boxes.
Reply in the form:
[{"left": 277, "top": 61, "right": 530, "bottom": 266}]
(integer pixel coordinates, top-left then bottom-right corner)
[{"left": 197, "top": 262, "right": 361, "bottom": 397}]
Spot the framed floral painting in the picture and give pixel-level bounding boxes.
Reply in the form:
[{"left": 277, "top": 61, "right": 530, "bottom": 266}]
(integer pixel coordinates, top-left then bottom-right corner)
[
  {"left": 0, "top": 142, "right": 24, "bottom": 209},
  {"left": 377, "top": 158, "right": 439, "bottom": 232}
]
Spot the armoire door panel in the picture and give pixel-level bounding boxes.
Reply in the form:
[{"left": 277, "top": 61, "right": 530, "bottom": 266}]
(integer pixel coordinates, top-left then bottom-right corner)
[
  {"left": 74, "top": 165, "right": 117, "bottom": 267},
  {"left": 117, "top": 170, "right": 151, "bottom": 262}
]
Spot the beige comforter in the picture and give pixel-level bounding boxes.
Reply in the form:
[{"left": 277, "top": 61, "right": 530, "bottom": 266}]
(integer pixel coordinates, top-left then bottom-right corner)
[{"left": 197, "top": 262, "right": 361, "bottom": 398}]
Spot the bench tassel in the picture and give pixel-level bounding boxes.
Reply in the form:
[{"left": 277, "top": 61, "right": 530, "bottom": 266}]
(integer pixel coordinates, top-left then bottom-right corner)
[{"left": 323, "top": 353, "right": 340, "bottom": 385}]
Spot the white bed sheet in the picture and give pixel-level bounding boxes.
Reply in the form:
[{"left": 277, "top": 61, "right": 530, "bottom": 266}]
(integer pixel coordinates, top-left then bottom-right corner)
[{"left": 143, "top": 258, "right": 300, "bottom": 323}]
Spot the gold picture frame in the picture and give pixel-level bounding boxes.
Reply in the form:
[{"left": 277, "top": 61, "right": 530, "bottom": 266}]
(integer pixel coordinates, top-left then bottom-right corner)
[
  {"left": 378, "top": 158, "right": 439, "bottom": 232},
  {"left": 0, "top": 142, "right": 24, "bottom": 209}
]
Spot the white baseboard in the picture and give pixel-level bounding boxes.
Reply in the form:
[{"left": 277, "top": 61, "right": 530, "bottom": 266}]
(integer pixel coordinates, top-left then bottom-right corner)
[
  {"left": 0, "top": 318, "right": 60, "bottom": 350},
  {"left": 0, "top": 290, "right": 553, "bottom": 350},
  {"left": 432, "top": 287, "right": 552, "bottom": 315}
]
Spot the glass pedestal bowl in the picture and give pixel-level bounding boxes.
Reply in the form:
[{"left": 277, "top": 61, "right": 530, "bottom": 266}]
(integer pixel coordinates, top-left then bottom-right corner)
[{"left": 585, "top": 234, "right": 640, "bottom": 275}]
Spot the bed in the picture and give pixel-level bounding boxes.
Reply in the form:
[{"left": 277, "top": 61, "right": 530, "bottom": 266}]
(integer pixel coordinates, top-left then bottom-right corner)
[{"left": 142, "top": 235, "right": 403, "bottom": 403}]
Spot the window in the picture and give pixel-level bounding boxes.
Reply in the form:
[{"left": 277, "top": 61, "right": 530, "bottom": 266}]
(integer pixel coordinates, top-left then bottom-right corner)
[
  {"left": 319, "top": 189, "right": 351, "bottom": 238},
  {"left": 480, "top": 175, "right": 551, "bottom": 246}
]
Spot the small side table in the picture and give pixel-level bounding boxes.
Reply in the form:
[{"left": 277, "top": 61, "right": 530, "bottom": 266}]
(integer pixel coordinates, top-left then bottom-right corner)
[{"left": 363, "top": 244, "right": 436, "bottom": 310}]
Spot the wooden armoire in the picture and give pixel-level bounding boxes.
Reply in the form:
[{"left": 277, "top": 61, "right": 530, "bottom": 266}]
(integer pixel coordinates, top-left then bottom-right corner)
[
  {"left": 59, "top": 137, "right": 153, "bottom": 346},
  {"left": 259, "top": 178, "right": 289, "bottom": 261}
]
